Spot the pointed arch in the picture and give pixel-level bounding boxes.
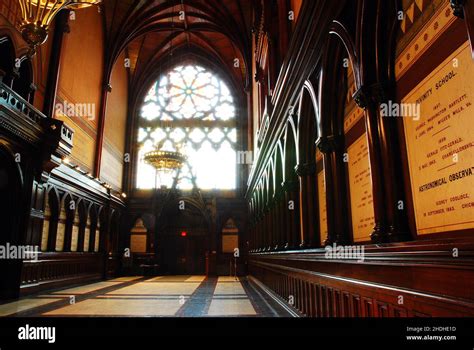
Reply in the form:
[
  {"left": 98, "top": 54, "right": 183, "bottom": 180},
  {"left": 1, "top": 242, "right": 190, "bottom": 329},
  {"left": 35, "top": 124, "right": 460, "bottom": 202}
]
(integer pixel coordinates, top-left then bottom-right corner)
[
  {"left": 58, "top": 193, "right": 75, "bottom": 252},
  {"left": 76, "top": 200, "right": 89, "bottom": 252},
  {"left": 274, "top": 140, "right": 284, "bottom": 192},
  {"left": 88, "top": 204, "right": 99, "bottom": 253},
  {"left": 283, "top": 118, "right": 298, "bottom": 182},
  {"left": 44, "top": 186, "right": 60, "bottom": 252},
  {"left": 298, "top": 80, "right": 320, "bottom": 164}
]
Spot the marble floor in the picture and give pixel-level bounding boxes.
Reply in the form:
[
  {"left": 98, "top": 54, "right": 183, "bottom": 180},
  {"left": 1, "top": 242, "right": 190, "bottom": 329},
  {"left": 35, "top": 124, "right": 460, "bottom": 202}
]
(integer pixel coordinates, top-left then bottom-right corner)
[{"left": 0, "top": 276, "right": 291, "bottom": 317}]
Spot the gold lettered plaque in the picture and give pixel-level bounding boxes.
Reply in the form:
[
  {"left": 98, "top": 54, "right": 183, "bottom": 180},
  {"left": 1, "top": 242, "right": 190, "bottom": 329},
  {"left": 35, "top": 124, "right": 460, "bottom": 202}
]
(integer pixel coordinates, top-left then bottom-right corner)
[
  {"left": 347, "top": 133, "right": 375, "bottom": 242},
  {"left": 222, "top": 235, "right": 239, "bottom": 253},
  {"left": 317, "top": 170, "right": 328, "bottom": 245},
  {"left": 131, "top": 235, "right": 147, "bottom": 253},
  {"left": 402, "top": 41, "right": 474, "bottom": 235}
]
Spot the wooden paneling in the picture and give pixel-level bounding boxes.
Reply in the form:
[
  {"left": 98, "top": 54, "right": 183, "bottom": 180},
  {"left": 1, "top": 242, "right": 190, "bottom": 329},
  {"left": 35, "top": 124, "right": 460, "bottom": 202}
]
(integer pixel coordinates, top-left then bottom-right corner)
[
  {"left": 101, "top": 51, "right": 128, "bottom": 191},
  {"left": 56, "top": 6, "right": 104, "bottom": 172},
  {"left": 249, "top": 242, "right": 474, "bottom": 317},
  {"left": 20, "top": 252, "right": 103, "bottom": 295}
]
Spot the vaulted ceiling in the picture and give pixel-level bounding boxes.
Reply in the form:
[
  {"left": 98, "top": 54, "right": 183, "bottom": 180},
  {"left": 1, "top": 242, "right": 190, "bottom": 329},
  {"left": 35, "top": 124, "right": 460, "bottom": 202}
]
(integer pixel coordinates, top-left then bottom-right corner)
[{"left": 102, "top": 0, "right": 254, "bottom": 103}]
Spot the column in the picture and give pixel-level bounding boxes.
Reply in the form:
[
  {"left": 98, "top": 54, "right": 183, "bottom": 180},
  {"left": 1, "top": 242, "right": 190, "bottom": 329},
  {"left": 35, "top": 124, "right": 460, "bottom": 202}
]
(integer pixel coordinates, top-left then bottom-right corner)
[
  {"left": 317, "top": 136, "right": 350, "bottom": 245},
  {"left": 282, "top": 180, "right": 300, "bottom": 249},
  {"left": 295, "top": 162, "right": 317, "bottom": 248},
  {"left": 353, "top": 86, "right": 388, "bottom": 243}
]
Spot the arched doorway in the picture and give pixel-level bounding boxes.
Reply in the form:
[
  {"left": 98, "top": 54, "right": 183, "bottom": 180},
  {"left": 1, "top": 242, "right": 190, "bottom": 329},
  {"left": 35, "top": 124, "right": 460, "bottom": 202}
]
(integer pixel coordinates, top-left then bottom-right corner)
[
  {"left": 0, "top": 144, "right": 24, "bottom": 299},
  {"left": 158, "top": 198, "right": 210, "bottom": 275}
]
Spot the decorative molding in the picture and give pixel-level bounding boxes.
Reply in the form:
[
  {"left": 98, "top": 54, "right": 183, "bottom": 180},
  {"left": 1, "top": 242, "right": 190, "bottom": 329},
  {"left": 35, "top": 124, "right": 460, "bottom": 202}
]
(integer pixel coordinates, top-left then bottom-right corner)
[
  {"left": 246, "top": 0, "right": 346, "bottom": 197},
  {"left": 353, "top": 83, "right": 388, "bottom": 108},
  {"left": 353, "top": 85, "right": 370, "bottom": 109},
  {"left": 316, "top": 136, "right": 336, "bottom": 154},
  {"left": 396, "top": 3, "right": 457, "bottom": 80},
  {"left": 249, "top": 254, "right": 474, "bottom": 317}
]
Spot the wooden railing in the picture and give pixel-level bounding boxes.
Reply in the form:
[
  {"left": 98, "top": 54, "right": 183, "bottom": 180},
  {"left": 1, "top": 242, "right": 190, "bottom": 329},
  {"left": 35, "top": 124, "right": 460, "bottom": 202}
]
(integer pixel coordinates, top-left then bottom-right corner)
[
  {"left": 21, "top": 252, "right": 104, "bottom": 295},
  {"left": 0, "top": 80, "right": 46, "bottom": 124},
  {"left": 249, "top": 241, "right": 474, "bottom": 317}
]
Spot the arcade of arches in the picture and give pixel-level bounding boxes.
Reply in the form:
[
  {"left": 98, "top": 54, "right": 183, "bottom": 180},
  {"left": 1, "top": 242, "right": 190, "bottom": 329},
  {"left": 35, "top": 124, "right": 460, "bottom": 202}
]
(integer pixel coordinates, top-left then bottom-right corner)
[{"left": 0, "top": 0, "right": 474, "bottom": 318}]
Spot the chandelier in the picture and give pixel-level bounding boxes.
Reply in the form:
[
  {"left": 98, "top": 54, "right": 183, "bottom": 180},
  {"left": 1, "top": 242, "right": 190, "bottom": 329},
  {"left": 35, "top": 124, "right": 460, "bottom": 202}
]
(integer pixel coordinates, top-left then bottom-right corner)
[
  {"left": 19, "top": 0, "right": 101, "bottom": 52},
  {"left": 144, "top": 149, "right": 187, "bottom": 173}
]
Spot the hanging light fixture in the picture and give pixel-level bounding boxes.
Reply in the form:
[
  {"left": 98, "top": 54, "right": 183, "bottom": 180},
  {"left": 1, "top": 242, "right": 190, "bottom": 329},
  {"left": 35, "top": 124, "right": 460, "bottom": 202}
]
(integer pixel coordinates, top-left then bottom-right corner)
[
  {"left": 144, "top": 146, "right": 187, "bottom": 174},
  {"left": 18, "top": 0, "right": 101, "bottom": 53}
]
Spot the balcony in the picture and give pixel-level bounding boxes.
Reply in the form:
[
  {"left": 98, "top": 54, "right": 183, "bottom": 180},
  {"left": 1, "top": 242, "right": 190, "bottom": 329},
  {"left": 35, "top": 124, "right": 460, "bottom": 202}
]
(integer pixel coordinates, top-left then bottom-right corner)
[{"left": 0, "top": 78, "right": 73, "bottom": 173}]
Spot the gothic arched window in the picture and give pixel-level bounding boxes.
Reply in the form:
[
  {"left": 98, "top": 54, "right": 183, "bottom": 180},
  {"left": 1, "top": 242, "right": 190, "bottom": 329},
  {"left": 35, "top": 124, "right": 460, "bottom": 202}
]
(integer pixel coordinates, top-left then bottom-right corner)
[{"left": 136, "top": 65, "right": 237, "bottom": 189}]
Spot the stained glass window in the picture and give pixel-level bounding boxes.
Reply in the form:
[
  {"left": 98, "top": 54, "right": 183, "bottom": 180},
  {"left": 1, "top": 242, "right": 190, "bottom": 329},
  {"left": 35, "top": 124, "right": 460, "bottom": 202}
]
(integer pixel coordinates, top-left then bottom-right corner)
[{"left": 136, "top": 65, "right": 237, "bottom": 190}]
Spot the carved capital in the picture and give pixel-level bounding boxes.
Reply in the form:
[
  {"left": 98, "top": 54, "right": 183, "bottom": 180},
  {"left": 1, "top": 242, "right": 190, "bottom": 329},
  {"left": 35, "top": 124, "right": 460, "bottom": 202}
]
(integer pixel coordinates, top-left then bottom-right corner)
[
  {"left": 353, "top": 85, "right": 370, "bottom": 109},
  {"left": 316, "top": 136, "right": 336, "bottom": 154},
  {"left": 353, "top": 83, "right": 388, "bottom": 108},
  {"left": 450, "top": 0, "right": 466, "bottom": 18}
]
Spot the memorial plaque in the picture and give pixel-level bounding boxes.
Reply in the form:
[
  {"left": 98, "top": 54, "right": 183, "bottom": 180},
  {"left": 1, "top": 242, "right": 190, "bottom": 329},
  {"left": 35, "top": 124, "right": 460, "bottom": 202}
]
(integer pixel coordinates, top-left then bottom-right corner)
[
  {"left": 131, "top": 235, "right": 147, "bottom": 253},
  {"left": 222, "top": 235, "right": 239, "bottom": 253},
  {"left": 402, "top": 42, "right": 474, "bottom": 235},
  {"left": 347, "top": 134, "right": 375, "bottom": 242},
  {"left": 317, "top": 170, "right": 328, "bottom": 246}
]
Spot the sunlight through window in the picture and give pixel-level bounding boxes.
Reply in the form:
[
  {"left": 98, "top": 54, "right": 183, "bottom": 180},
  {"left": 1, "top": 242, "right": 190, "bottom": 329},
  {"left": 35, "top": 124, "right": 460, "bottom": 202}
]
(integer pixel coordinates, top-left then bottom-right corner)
[{"left": 136, "top": 65, "right": 237, "bottom": 190}]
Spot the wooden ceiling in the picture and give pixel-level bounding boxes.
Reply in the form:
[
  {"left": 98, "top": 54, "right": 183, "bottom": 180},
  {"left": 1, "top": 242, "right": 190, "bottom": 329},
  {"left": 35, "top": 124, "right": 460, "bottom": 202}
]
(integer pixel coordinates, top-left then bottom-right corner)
[{"left": 102, "top": 0, "right": 254, "bottom": 103}]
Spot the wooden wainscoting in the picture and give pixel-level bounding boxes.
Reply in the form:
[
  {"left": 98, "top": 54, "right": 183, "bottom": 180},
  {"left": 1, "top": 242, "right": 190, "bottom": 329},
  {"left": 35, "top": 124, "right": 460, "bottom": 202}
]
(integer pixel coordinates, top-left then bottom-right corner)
[
  {"left": 249, "top": 240, "right": 474, "bottom": 317},
  {"left": 20, "top": 252, "right": 104, "bottom": 295}
]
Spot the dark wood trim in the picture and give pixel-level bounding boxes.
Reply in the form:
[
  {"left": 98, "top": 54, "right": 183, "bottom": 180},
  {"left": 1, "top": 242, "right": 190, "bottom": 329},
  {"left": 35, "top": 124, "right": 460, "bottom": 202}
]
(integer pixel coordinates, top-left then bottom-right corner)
[
  {"left": 20, "top": 252, "right": 104, "bottom": 296},
  {"left": 42, "top": 10, "right": 69, "bottom": 119},
  {"left": 247, "top": 0, "right": 347, "bottom": 195},
  {"left": 249, "top": 242, "right": 474, "bottom": 316}
]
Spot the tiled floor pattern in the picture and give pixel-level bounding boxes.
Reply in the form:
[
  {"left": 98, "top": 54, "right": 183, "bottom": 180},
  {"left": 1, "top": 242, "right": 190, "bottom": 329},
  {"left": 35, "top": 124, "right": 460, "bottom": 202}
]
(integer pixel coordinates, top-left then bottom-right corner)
[{"left": 0, "top": 276, "right": 289, "bottom": 317}]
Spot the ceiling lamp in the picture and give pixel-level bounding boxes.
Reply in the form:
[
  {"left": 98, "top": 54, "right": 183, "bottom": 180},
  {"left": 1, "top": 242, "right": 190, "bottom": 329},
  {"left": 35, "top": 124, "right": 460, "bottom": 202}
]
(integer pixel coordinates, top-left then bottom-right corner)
[
  {"left": 19, "top": 0, "right": 101, "bottom": 53},
  {"left": 144, "top": 149, "right": 187, "bottom": 174}
]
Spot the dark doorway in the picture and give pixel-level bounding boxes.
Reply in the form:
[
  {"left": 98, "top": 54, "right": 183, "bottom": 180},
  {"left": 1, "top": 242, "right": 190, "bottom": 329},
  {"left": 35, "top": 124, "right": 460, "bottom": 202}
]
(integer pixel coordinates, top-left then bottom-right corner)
[
  {"left": 161, "top": 233, "right": 207, "bottom": 275},
  {"left": 0, "top": 145, "right": 24, "bottom": 300},
  {"left": 158, "top": 198, "right": 210, "bottom": 275}
]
